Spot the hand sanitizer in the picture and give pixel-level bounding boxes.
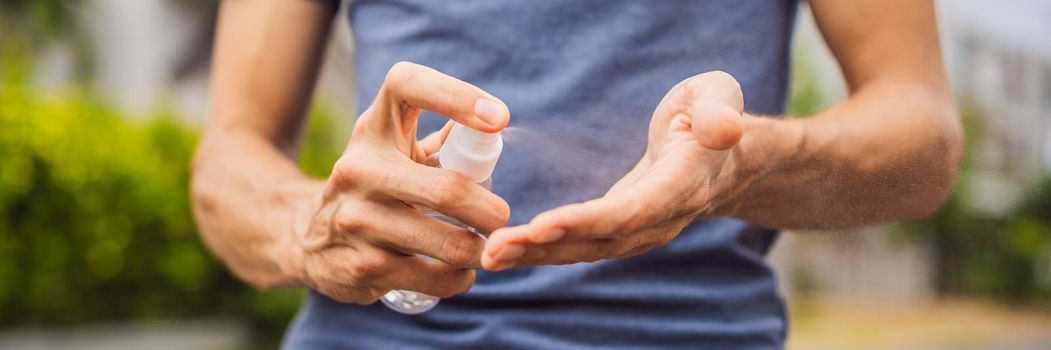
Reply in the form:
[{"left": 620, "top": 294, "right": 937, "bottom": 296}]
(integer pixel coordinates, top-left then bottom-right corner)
[{"left": 381, "top": 123, "right": 503, "bottom": 314}]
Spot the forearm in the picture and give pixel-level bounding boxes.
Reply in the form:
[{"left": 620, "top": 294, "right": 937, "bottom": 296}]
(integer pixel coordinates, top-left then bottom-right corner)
[
  {"left": 193, "top": 0, "right": 336, "bottom": 287},
  {"left": 715, "top": 80, "right": 962, "bottom": 230},
  {"left": 191, "top": 128, "right": 322, "bottom": 288}
]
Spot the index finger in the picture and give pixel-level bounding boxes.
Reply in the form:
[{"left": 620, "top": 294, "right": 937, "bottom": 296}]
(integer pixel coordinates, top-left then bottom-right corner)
[
  {"left": 380, "top": 62, "right": 510, "bottom": 132},
  {"left": 523, "top": 196, "right": 642, "bottom": 243},
  {"left": 492, "top": 160, "right": 687, "bottom": 246}
]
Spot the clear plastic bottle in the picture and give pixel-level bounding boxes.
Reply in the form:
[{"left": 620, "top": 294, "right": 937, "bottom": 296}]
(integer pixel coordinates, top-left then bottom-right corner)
[{"left": 381, "top": 123, "right": 503, "bottom": 314}]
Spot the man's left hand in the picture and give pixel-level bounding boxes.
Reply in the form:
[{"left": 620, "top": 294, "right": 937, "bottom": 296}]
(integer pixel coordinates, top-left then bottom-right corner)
[{"left": 482, "top": 71, "right": 747, "bottom": 271}]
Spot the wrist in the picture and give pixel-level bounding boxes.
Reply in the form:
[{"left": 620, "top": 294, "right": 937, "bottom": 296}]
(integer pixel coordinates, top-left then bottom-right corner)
[
  {"left": 274, "top": 177, "right": 326, "bottom": 288},
  {"left": 709, "top": 114, "right": 805, "bottom": 218}
]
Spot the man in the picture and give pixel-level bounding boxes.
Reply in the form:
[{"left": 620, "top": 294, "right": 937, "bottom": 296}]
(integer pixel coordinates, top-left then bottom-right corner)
[{"left": 191, "top": 0, "right": 961, "bottom": 348}]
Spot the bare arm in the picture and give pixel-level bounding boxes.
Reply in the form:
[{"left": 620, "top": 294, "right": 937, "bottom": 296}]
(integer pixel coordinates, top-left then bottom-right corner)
[
  {"left": 483, "top": 0, "right": 962, "bottom": 269},
  {"left": 192, "top": 0, "right": 512, "bottom": 302},
  {"left": 192, "top": 0, "right": 335, "bottom": 287},
  {"left": 719, "top": 0, "right": 962, "bottom": 229}
]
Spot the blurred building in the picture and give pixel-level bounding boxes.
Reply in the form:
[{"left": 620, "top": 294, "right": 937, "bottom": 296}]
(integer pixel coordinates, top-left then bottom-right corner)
[
  {"left": 36, "top": 0, "right": 357, "bottom": 124},
  {"left": 940, "top": 0, "right": 1051, "bottom": 215}
]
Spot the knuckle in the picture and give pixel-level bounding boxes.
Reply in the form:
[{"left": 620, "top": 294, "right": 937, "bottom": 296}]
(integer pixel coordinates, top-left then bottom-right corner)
[
  {"left": 350, "top": 115, "right": 372, "bottom": 137},
  {"left": 330, "top": 158, "right": 364, "bottom": 188},
  {"left": 348, "top": 255, "right": 388, "bottom": 281},
  {"left": 311, "top": 253, "right": 384, "bottom": 305},
  {"left": 430, "top": 173, "right": 471, "bottom": 207},
  {"left": 439, "top": 234, "right": 480, "bottom": 267},
  {"left": 384, "top": 61, "right": 420, "bottom": 89},
  {"left": 335, "top": 214, "right": 366, "bottom": 235},
  {"left": 330, "top": 202, "right": 381, "bottom": 239}
]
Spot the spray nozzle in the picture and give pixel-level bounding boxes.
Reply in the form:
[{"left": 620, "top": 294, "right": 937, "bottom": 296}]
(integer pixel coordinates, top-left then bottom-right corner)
[
  {"left": 438, "top": 123, "right": 504, "bottom": 183},
  {"left": 459, "top": 125, "right": 500, "bottom": 147}
]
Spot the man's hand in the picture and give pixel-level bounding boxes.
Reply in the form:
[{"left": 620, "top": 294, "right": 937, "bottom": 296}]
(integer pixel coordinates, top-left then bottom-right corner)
[
  {"left": 481, "top": 71, "right": 745, "bottom": 270},
  {"left": 282, "top": 62, "right": 511, "bottom": 303}
]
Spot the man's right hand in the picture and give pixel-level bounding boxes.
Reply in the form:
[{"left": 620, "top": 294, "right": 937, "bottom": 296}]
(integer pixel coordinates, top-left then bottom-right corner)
[{"left": 280, "top": 62, "right": 511, "bottom": 304}]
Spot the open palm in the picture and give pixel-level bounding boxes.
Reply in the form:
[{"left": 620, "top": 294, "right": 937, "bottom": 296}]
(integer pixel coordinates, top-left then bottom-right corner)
[{"left": 483, "top": 71, "right": 746, "bottom": 270}]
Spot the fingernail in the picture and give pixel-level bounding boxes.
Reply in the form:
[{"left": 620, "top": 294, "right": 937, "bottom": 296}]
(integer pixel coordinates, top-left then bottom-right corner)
[
  {"left": 494, "top": 244, "right": 526, "bottom": 261},
  {"left": 533, "top": 229, "right": 565, "bottom": 243},
  {"left": 474, "top": 98, "right": 505, "bottom": 126}
]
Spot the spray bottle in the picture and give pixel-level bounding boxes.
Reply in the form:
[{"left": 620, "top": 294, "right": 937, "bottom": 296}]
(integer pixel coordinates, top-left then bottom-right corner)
[{"left": 381, "top": 123, "right": 503, "bottom": 314}]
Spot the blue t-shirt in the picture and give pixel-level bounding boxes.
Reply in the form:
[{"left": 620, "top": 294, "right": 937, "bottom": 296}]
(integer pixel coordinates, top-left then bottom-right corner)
[{"left": 284, "top": 1, "right": 797, "bottom": 348}]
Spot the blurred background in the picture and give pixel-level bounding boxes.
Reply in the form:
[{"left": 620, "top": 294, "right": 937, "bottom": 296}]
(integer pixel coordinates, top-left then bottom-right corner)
[{"left": 0, "top": 0, "right": 1048, "bottom": 349}]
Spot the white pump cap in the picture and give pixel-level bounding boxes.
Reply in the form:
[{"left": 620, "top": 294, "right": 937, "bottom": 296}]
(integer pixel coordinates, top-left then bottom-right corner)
[{"left": 438, "top": 123, "right": 503, "bottom": 183}]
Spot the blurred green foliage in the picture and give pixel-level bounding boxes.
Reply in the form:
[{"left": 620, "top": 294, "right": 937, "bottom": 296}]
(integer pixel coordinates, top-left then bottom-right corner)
[
  {"left": 0, "top": 51, "right": 346, "bottom": 344},
  {"left": 787, "top": 52, "right": 828, "bottom": 117}
]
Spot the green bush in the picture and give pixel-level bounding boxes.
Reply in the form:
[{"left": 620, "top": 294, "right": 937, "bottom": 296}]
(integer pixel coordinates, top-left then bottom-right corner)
[{"left": 0, "top": 55, "right": 346, "bottom": 345}]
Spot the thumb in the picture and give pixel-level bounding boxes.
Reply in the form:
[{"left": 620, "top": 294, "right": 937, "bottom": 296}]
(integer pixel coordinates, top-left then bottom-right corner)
[
  {"left": 681, "top": 71, "right": 744, "bottom": 150},
  {"left": 688, "top": 99, "right": 743, "bottom": 150}
]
